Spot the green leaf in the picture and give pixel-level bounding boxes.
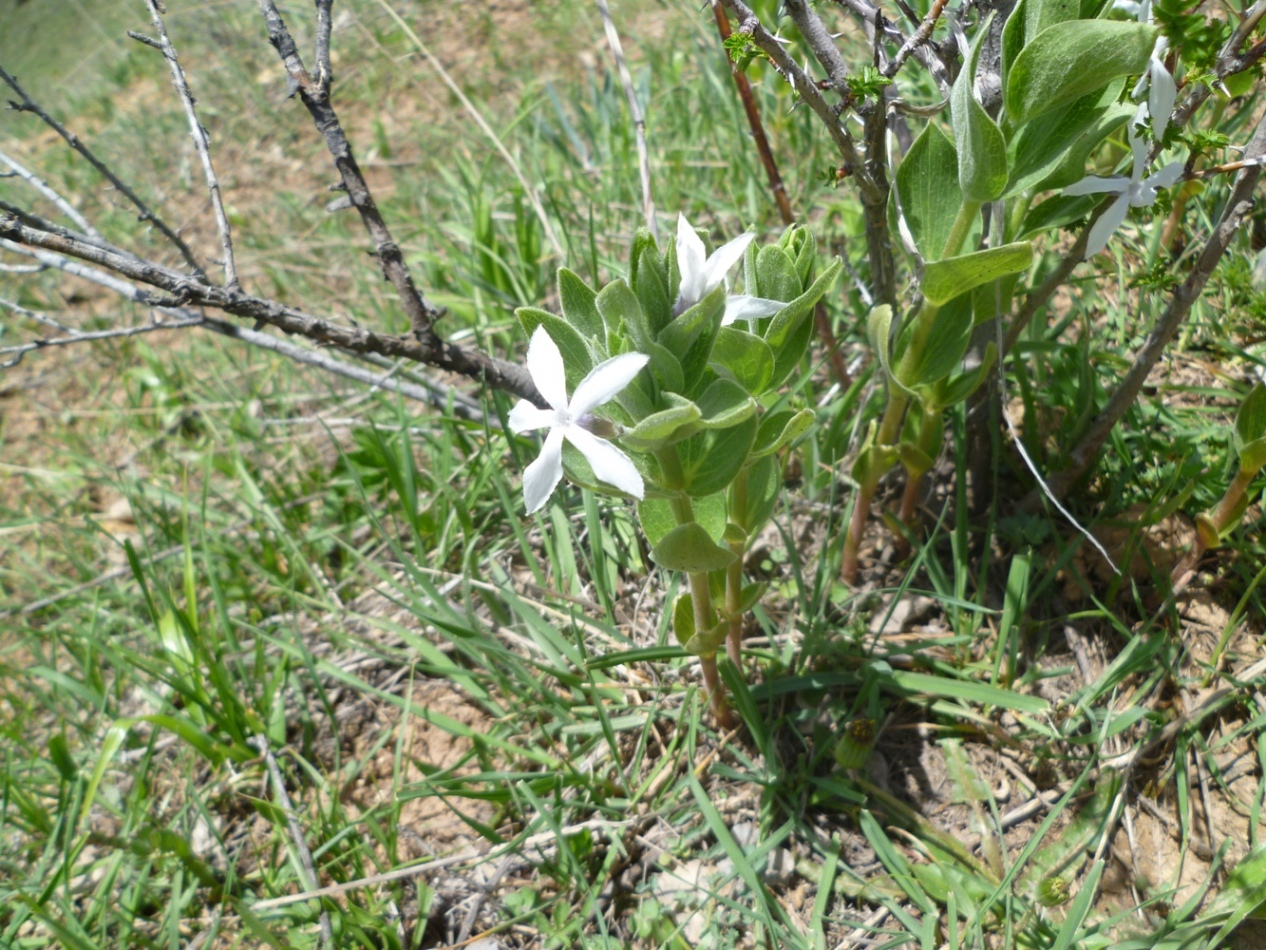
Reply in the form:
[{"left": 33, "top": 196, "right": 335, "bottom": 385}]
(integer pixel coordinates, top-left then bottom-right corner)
[
  {"left": 743, "top": 452, "right": 783, "bottom": 531},
  {"left": 679, "top": 414, "right": 758, "bottom": 497},
  {"left": 638, "top": 492, "right": 726, "bottom": 546},
  {"left": 635, "top": 245, "right": 672, "bottom": 336},
  {"left": 685, "top": 621, "right": 728, "bottom": 659},
  {"left": 1030, "top": 99, "right": 1135, "bottom": 194},
  {"left": 1050, "top": 860, "right": 1105, "bottom": 950},
  {"left": 557, "top": 268, "right": 605, "bottom": 340},
  {"left": 1234, "top": 383, "right": 1266, "bottom": 469},
  {"left": 517, "top": 307, "right": 597, "bottom": 391},
  {"left": 751, "top": 408, "right": 815, "bottom": 458},
  {"left": 1005, "top": 85, "right": 1130, "bottom": 197},
  {"left": 673, "top": 592, "right": 695, "bottom": 647},
  {"left": 897, "top": 123, "right": 963, "bottom": 261},
  {"left": 660, "top": 281, "right": 725, "bottom": 357},
  {"left": 651, "top": 522, "right": 738, "bottom": 573},
  {"left": 952, "top": 27, "right": 1009, "bottom": 203},
  {"left": 560, "top": 440, "right": 650, "bottom": 500},
  {"left": 1205, "top": 844, "right": 1266, "bottom": 945},
  {"left": 1004, "top": 20, "right": 1157, "bottom": 127},
  {"left": 595, "top": 280, "right": 684, "bottom": 393},
  {"left": 755, "top": 245, "right": 800, "bottom": 302},
  {"left": 867, "top": 304, "right": 915, "bottom": 397},
  {"left": 627, "top": 227, "right": 659, "bottom": 293},
  {"left": 852, "top": 420, "right": 900, "bottom": 483},
  {"left": 738, "top": 581, "right": 767, "bottom": 614},
  {"left": 766, "top": 258, "right": 843, "bottom": 387},
  {"left": 786, "top": 225, "right": 817, "bottom": 285},
  {"left": 1018, "top": 192, "right": 1100, "bottom": 239},
  {"left": 921, "top": 242, "right": 1033, "bottom": 306},
  {"left": 621, "top": 395, "right": 702, "bottom": 452},
  {"left": 936, "top": 342, "right": 997, "bottom": 408},
  {"left": 897, "top": 294, "right": 974, "bottom": 388},
  {"left": 694, "top": 377, "right": 757, "bottom": 430},
  {"left": 886, "top": 670, "right": 1050, "bottom": 713},
  {"left": 711, "top": 327, "right": 775, "bottom": 395}
]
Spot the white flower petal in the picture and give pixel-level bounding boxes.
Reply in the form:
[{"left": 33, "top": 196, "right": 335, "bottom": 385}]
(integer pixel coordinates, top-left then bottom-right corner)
[
  {"left": 701, "top": 231, "right": 755, "bottom": 296},
  {"left": 1064, "top": 175, "right": 1128, "bottom": 197},
  {"left": 1149, "top": 61, "right": 1176, "bottom": 142},
  {"left": 1085, "top": 194, "right": 1131, "bottom": 257},
  {"left": 509, "top": 400, "right": 557, "bottom": 434},
  {"left": 565, "top": 425, "right": 644, "bottom": 499},
  {"left": 1146, "top": 160, "right": 1185, "bottom": 192},
  {"left": 522, "top": 426, "right": 565, "bottom": 514},
  {"left": 525, "top": 326, "right": 569, "bottom": 412},
  {"left": 722, "top": 294, "right": 785, "bottom": 326},
  {"left": 569, "top": 352, "right": 649, "bottom": 419},
  {"left": 675, "top": 214, "right": 708, "bottom": 308}
]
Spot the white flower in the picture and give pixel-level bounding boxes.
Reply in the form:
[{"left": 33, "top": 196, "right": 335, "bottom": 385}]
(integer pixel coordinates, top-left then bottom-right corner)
[
  {"left": 1119, "top": 0, "right": 1175, "bottom": 141},
  {"left": 1063, "top": 123, "right": 1183, "bottom": 257},
  {"left": 675, "top": 214, "right": 782, "bottom": 322},
  {"left": 722, "top": 294, "right": 784, "bottom": 328},
  {"left": 509, "top": 326, "right": 649, "bottom": 514},
  {"left": 1134, "top": 38, "right": 1176, "bottom": 142}
]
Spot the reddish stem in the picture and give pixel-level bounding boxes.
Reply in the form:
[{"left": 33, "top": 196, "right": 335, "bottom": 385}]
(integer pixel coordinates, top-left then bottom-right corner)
[{"left": 842, "top": 482, "right": 876, "bottom": 584}]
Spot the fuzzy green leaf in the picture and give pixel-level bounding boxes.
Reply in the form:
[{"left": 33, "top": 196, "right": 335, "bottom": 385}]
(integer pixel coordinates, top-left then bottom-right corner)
[
  {"left": 557, "top": 268, "right": 605, "bottom": 340},
  {"left": 637, "top": 492, "right": 726, "bottom": 547},
  {"left": 897, "top": 123, "right": 963, "bottom": 261},
  {"left": 516, "top": 307, "right": 597, "bottom": 391},
  {"left": 679, "top": 414, "right": 758, "bottom": 497},
  {"left": 922, "top": 242, "right": 1034, "bottom": 306},
  {"left": 1234, "top": 384, "right": 1266, "bottom": 468},
  {"left": 751, "top": 408, "right": 815, "bottom": 458},
  {"left": 651, "top": 522, "right": 738, "bottom": 573},
  {"left": 898, "top": 295, "right": 974, "bottom": 389},
  {"left": 952, "top": 27, "right": 1009, "bottom": 202},
  {"left": 1005, "top": 21, "right": 1157, "bottom": 127},
  {"left": 621, "top": 395, "right": 702, "bottom": 451},
  {"left": 711, "top": 327, "right": 775, "bottom": 395}
]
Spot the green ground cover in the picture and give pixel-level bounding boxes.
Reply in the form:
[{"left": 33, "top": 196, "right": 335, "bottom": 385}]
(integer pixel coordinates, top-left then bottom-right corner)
[{"left": 2, "top": 0, "right": 1265, "bottom": 947}]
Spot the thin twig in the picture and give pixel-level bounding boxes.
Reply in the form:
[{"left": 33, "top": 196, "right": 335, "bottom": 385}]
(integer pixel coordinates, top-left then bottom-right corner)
[
  {"left": 0, "top": 147, "right": 104, "bottom": 241},
  {"left": 596, "top": 0, "right": 656, "bottom": 241},
  {"left": 711, "top": 2, "right": 851, "bottom": 388},
  {"left": 718, "top": 0, "right": 867, "bottom": 181},
  {"left": 371, "top": 0, "right": 565, "bottom": 261},
  {"left": 0, "top": 63, "right": 204, "bottom": 276},
  {"left": 0, "top": 237, "right": 490, "bottom": 421},
  {"left": 884, "top": 0, "right": 947, "bottom": 79},
  {"left": 1035, "top": 113, "right": 1266, "bottom": 505},
  {"left": 314, "top": 0, "right": 334, "bottom": 99},
  {"left": 255, "top": 0, "right": 445, "bottom": 340},
  {"left": 0, "top": 217, "right": 539, "bottom": 399},
  {"left": 0, "top": 309, "right": 203, "bottom": 369},
  {"left": 141, "top": 0, "right": 238, "bottom": 288},
  {"left": 251, "top": 736, "right": 333, "bottom": 949},
  {"left": 250, "top": 818, "right": 632, "bottom": 911}
]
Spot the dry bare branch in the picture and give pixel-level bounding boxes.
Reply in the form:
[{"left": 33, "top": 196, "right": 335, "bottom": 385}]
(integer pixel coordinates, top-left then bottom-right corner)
[
  {"left": 1036, "top": 112, "right": 1266, "bottom": 504},
  {"left": 0, "top": 215, "right": 539, "bottom": 400},
  {"left": 0, "top": 63, "right": 205, "bottom": 276},
  {"left": 141, "top": 0, "right": 238, "bottom": 288},
  {"left": 0, "top": 147, "right": 104, "bottom": 241}
]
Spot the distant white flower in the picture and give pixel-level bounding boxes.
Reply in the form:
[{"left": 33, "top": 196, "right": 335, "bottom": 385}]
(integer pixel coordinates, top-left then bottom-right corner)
[
  {"left": 1063, "top": 123, "right": 1183, "bottom": 257},
  {"left": 675, "top": 214, "right": 783, "bottom": 324},
  {"left": 509, "top": 326, "right": 648, "bottom": 514}
]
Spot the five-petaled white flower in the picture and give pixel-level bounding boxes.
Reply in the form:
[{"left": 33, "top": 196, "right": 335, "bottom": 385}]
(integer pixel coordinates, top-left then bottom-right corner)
[
  {"left": 1063, "top": 122, "right": 1183, "bottom": 258},
  {"left": 509, "top": 326, "right": 649, "bottom": 514},
  {"left": 674, "top": 214, "right": 783, "bottom": 326}
]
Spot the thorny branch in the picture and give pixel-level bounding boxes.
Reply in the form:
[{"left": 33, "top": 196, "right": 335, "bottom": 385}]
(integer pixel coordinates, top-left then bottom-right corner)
[
  {"left": 0, "top": 64, "right": 205, "bottom": 277},
  {"left": 255, "top": 0, "right": 444, "bottom": 342},
  {"left": 0, "top": 215, "right": 540, "bottom": 401},
  {"left": 141, "top": 0, "right": 238, "bottom": 289},
  {"left": 1035, "top": 112, "right": 1266, "bottom": 505}
]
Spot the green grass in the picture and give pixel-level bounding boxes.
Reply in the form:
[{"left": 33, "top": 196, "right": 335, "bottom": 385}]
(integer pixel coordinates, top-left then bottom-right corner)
[{"left": 3, "top": 0, "right": 1266, "bottom": 947}]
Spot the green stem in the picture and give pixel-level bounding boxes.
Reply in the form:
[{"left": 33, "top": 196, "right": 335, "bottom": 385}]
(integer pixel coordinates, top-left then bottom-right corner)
[
  {"left": 943, "top": 200, "right": 981, "bottom": 261},
  {"left": 724, "top": 468, "right": 749, "bottom": 670},
  {"left": 657, "top": 449, "right": 734, "bottom": 728}
]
